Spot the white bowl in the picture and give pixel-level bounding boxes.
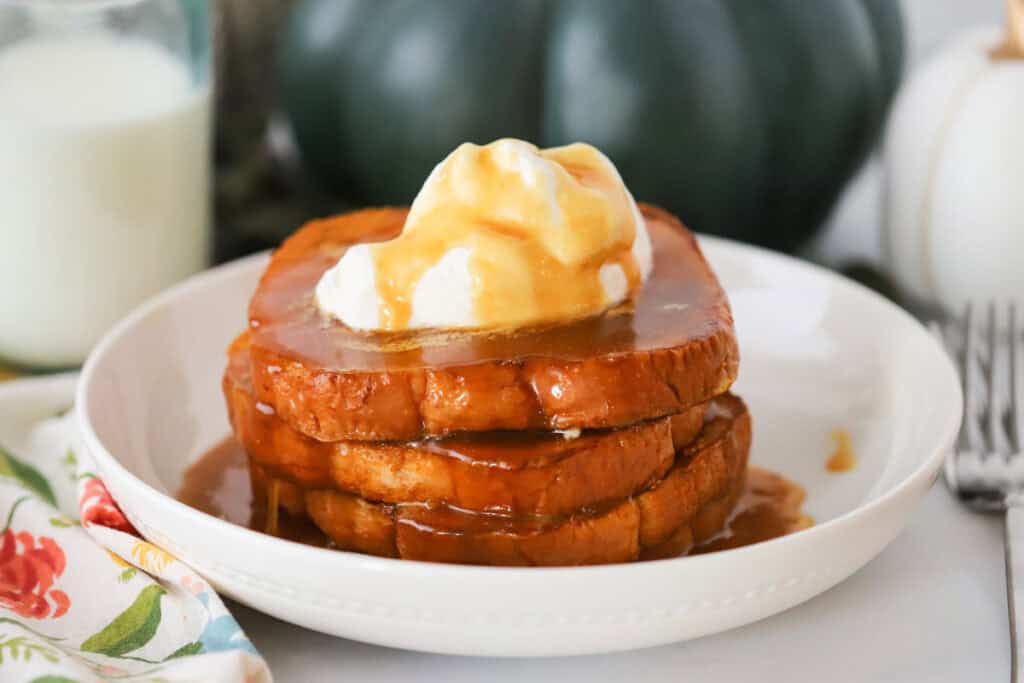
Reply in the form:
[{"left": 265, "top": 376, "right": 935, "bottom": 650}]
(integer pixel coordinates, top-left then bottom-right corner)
[{"left": 77, "top": 238, "right": 962, "bottom": 657}]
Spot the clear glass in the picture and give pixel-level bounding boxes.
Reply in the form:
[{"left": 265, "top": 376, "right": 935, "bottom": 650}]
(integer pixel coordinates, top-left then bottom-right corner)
[{"left": 0, "top": 0, "right": 212, "bottom": 368}]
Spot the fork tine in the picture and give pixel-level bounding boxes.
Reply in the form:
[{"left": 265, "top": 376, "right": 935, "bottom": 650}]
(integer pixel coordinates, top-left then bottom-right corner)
[
  {"left": 1011, "top": 302, "right": 1022, "bottom": 453},
  {"left": 933, "top": 320, "right": 964, "bottom": 491},
  {"left": 987, "top": 301, "right": 1005, "bottom": 455},
  {"left": 964, "top": 302, "right": 985, "bottom": 452}
]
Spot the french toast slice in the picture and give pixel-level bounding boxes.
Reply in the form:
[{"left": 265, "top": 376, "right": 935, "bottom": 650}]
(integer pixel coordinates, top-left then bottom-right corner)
[
  {"left": 247, "top": 204, "right": 738, "bottom": 441},
  {"left": 226, "top": 337, "right": 706, "bottom": 516},
  {"left": 252, "top": 394, "right": 750, "bottom": 566}
]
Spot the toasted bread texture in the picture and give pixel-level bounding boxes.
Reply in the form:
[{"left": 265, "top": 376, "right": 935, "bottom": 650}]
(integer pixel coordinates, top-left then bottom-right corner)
[
  {"left": 246, "top": 204, "right": 738, "bottom": 441},
  {"left": 226, "top": 340, "right": 706, "bottom": 516},
  {"left": 251, "top": 394, "right": 750, "bottom": 566}
]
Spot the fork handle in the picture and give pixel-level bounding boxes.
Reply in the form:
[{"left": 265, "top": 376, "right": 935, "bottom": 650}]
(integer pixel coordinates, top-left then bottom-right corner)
[{"left": 1007, "top": 506, "right": 1024, "bottom": 682}]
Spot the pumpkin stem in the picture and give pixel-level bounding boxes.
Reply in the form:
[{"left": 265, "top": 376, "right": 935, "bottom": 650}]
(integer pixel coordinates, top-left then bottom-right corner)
[{"left": 992, "top": 0, "right": 1024, "bottom": 59}]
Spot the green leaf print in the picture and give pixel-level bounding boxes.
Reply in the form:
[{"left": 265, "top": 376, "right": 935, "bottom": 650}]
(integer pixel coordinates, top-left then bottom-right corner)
[
  {"left": 48, "top": 516, "right": 75, "bottom": 528},
  {"left": 0, "top": 634, "right": 60, "bottom": 664},
  {"left": 0, "top": 444, "right": 56, "bottom": 506},
  {"left": 80, "top": 585, "right": 165, "bottom": 657},
  {"left": 61, "top": 449, "right": 78, "bottom": 481},
  {"left": 30, "top": 677, "right": 79, "bottom": 683},
  {"left": 0, "top": 496, "right": 29, "bottom": 534},
  {"left": 0, "top": 617, "right": 66, "bottom": 643},
  {"left": 164, "top": 640, "right": 203, "bottom": 659}
]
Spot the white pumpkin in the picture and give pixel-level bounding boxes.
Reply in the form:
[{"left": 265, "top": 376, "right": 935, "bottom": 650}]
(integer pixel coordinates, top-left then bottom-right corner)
[{"left": 884, "top": 7, "right": 1024, "bottom": 312}]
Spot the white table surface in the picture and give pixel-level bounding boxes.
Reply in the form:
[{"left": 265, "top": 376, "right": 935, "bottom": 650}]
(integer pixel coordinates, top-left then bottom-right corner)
[{"left": 233, "top": 484, "right": 1007, "bottom": 682}]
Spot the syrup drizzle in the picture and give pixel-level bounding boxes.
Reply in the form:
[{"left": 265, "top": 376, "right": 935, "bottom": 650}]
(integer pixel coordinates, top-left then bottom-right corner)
[
  {"left": 370, "top": 141, "right": 643, "bottom": 330},
  {"left": 248, "top": 207, "right": 726, "bottom": 371}
]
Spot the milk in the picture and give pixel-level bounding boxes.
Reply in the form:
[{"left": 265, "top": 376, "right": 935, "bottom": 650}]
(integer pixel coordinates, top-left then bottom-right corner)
[{"left": 0, "top": 34, "right": 211, "bottom": 367}]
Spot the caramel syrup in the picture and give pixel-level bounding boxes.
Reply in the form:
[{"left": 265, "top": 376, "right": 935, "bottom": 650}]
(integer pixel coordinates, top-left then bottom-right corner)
[
  {"left": 826, "top": 428, "right": 857, "bottom": 473},
  {"left": 177, "top": 438, "right": 811, "bottom": 556},
  {"left": 692, "top": 468, "right": 813, "bottom": 554},
  {"left": 371, "top": 141, "right": 642, "bottom": 330},
  {"left": 248, "top": 206, "right": 727, "bottom": 370},
  {"left": 177, "top": 438, "right": 327, "bottom": 547}
]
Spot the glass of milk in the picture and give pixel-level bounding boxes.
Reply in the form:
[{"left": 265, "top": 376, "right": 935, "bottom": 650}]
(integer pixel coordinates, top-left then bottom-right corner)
[{"left": 0, "top": 0, "right": 212, "bottom": 368}]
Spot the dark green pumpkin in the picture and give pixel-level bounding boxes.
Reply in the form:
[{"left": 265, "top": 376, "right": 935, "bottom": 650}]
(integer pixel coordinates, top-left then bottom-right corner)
[{"left": 280, "top": 0, "right": 903, "bottom": 251}]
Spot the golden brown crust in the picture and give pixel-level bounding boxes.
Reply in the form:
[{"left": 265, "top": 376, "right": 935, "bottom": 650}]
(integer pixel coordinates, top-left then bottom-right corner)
[
  {"left": 304, "top": 489, "right": 398, "bottom": 558},
  {"left": 638, "top": 395, "right": 751, "bottom": 548},
  {"left": 226, "top": 342, "right": 706, "bottom": 516},
  {"left": 245, "top": 204, "right": 739, "bottom": 441},
  {"left": 394, "top": 499, "right": 642, "bottom": 566},
  {"left": 252, "top": 395, "right": 750, "bottom": 566},
  {"left": 638, "top": 476, "right": 746, "bottom": 561}
]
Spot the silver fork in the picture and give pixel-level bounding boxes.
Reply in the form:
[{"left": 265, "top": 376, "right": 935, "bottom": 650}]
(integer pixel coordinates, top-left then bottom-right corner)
[{"left": 938, "top": 302, "right": 1023, "bottom": 682}]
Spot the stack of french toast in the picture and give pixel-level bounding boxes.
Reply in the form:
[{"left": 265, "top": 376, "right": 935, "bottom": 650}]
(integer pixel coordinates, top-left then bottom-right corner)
[{"left": 222, "top": 202, "right": 749, "bottom": 566}]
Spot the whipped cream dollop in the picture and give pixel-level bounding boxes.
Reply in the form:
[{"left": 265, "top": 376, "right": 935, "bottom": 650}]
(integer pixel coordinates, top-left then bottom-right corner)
[{"left": 315, "top": 139, "right": 653, "bottom": 331}]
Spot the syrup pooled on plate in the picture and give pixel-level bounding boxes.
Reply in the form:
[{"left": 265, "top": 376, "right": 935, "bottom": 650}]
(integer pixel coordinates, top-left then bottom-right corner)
[
  {"left": 692, "top": 467, "right": 813, "bottom": 554},
  {"left": 826, "top": 428, "right": 857, "bottom": 473},
  {"left": 177, "top": 438, "right": 812, "bottom": 557},
  {"left": 177, "top": 437, "right": 328, "bottom": 547}
]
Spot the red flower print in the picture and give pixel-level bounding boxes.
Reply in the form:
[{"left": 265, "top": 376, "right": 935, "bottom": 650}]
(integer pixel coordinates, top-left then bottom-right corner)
[
  {"left": 0, "top": 528, "right": 70, "bottom": 619},
  {"left": 79, "top": 477, "right": 137, "bottom": 535}
]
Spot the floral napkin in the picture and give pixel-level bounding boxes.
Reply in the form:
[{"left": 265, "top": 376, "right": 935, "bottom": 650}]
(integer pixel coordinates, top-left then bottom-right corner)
[{"left": 0, "top": 391, "right": 271, "bottom": 682}]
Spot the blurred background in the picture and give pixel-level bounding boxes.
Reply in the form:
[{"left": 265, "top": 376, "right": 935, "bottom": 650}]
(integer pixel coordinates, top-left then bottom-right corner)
[
  {"left": 0, "top": 0, "right": 1016, "bottom": 371},
  {"left": 213, "top": 0, "right": 908, "bottom": 260}
]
